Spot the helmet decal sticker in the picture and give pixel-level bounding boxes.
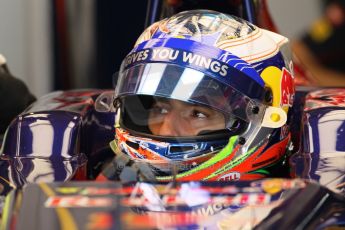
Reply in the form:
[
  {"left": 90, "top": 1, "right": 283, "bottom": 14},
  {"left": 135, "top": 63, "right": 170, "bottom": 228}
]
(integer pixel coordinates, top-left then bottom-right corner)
[
  {"left": 281, "top": 67, "right": 295, "bottom": 110},
  {"left": 261, "top": 66, "right": 294, "bottom": 112},
  {"left": 132, "top": 39, "right": 265, "bottom": 88}
]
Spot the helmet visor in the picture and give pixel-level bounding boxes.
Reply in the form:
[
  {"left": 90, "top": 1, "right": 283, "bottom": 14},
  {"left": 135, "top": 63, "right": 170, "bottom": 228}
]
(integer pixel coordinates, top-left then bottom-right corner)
[{"left": 115, "top": 63, "right": 264, "bottom": 123}]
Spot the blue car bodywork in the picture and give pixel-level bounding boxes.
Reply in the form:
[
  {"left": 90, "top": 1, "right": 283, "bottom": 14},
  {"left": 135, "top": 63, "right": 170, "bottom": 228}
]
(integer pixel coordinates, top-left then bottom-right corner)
[{"left": 0, "top": 86, "right": 344, "bottom": 229}]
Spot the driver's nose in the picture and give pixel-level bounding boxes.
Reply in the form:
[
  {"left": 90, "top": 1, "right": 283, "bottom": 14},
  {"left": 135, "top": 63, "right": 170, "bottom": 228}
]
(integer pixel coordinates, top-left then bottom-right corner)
[{"left": 156, "top": 112, "right": 180, "bottom": 136}]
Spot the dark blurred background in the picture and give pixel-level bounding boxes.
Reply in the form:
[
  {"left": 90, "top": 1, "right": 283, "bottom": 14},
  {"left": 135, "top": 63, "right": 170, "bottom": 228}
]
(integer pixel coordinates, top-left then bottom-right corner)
[{"left": 53, "top": 1, "right": 148, "bottom": 90}]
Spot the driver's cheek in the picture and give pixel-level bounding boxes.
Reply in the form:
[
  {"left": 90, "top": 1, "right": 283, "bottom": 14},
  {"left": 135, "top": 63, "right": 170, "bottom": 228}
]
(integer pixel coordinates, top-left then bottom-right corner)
[{"left": 189, "top": 120, "right": 212, "bottom": 135}]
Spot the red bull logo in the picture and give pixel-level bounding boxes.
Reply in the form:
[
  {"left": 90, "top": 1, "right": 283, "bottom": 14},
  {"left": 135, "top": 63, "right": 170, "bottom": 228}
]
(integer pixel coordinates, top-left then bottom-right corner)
[{"left": 281, "top": 67, "right": 294, "bottom": 107}]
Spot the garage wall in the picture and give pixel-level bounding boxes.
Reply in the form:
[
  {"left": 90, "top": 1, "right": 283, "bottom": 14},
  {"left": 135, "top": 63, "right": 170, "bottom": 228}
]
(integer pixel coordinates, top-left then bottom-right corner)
[
  {"left": 267, "top": 0, "right": 323, "bottom": 39},
  {"left": 0, "top": 0, "right": 52, "bottom": 97}
]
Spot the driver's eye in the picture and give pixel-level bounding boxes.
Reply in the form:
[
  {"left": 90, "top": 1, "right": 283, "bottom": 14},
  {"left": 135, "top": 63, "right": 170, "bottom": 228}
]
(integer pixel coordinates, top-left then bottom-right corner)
[
  {"left": 152, "top": 105, "right": 169, "bottom": 114},
  {"left": 192, "top": 110, "right": 207, "bottom": 118}
]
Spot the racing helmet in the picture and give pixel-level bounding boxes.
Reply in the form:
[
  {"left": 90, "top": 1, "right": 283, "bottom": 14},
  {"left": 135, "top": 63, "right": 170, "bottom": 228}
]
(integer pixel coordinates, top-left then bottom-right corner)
[{"left": 112, "top": 10, "right": 295, "bottom": 181}]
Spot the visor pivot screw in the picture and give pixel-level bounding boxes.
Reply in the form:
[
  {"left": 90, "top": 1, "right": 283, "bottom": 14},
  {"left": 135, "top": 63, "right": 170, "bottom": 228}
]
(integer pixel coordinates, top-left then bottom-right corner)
[
  {"left": 113, "top": 99, "right": 121, "bottom": 108},
  {"left": 251, "top": 106, "right": 259, "bottom": 114},
  {"left": 238, "top": 137, "right": 246, "bottom": 145}
]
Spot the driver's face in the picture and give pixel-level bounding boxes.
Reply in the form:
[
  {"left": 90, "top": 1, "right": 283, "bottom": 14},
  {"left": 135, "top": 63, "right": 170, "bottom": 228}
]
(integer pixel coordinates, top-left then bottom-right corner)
[{"left": 148, "top": 99, "right": 225, "bottom": 136}]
